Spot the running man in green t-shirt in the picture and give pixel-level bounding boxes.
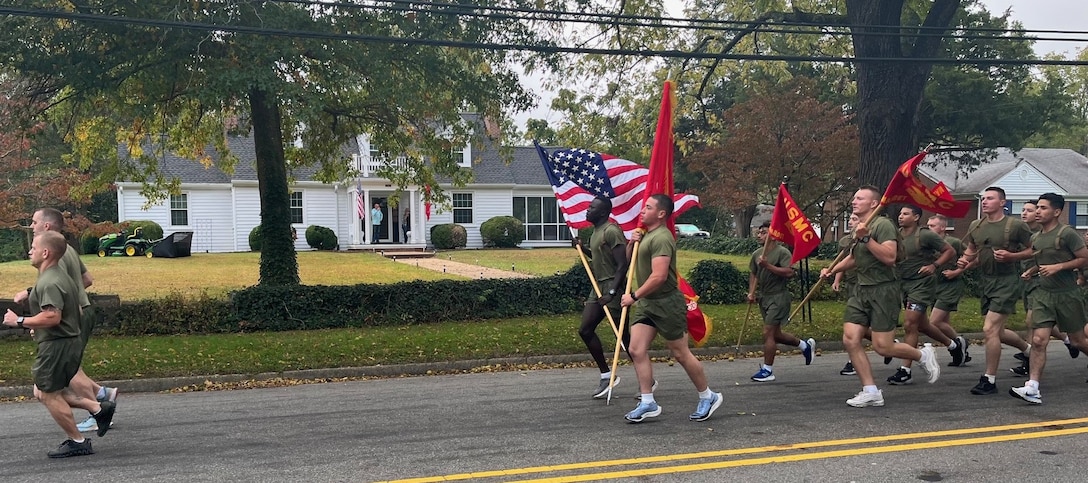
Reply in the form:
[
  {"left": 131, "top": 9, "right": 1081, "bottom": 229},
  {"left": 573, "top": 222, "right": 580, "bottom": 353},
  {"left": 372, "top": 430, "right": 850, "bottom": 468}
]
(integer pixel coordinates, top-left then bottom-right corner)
[
  {"left": 620, "top": 194, "right": 722, "bottom": 423},
  {"left": 834, "top": 214, "right": 862, "bottom": 376},
  {"left": 573, "top": 197, "right": 631, "bottom": 399},
  {"left": 957, "top": 186, "right": 1034, "bottom": 396},
  {"left": 821, "top": 186, "right": 941, "bottom": 408},
  {"left": 887, "top": 205, "right": 962, "bottom": 384},
  {"left": 926, "top": 214, "right": 972, "bottom": 367},
  {"left": 747, "top": 221, "right": 814, "bottom": 382},
  {"left": 1009, "top": 193, "right": 1088, "bottom": 404}
]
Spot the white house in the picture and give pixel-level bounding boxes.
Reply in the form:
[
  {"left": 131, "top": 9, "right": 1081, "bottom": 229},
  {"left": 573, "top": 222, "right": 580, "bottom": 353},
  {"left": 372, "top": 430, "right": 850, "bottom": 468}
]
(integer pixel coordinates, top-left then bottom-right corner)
[
  {"left": 917, "top": 147, "right": 1088, "bottom": 233},
  {"left": 115, "top": 135, "right": 573, "bottom": 252}
]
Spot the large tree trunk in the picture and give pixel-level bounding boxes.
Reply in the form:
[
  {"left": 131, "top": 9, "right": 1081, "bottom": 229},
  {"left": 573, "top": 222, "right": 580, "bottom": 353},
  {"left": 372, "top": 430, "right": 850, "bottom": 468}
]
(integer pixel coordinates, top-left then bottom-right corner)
[
  {"left": 847, "top": 0, "right": 961, "bottom": 187},
  {"left": 734, "top": 205, "right": 757, "bottom": 238},
  {"left": 250, "top": 87, "right": 300, "bottom": 286}
]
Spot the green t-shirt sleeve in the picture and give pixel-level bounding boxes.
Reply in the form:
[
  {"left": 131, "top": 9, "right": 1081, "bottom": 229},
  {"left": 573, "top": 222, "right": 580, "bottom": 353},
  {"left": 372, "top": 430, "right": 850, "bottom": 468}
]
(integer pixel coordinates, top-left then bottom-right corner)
[
  {"left": 36, "top": 280, "right": 67, "bottom": 314},
  {"left": 749, "top": 251, "right": 758, "bottom": 272},
  {"left": 604, "top": 224, "right": 626, "bottom": 250},
  {"left": 648, "top": 233, "right": 672, "bottom": 260},
  {"left": 1013, "top": 222, "right": 1034, "bottom": 250},
  {"left": 871, "top": 218, "right": 898, "bottom": 243},
  {"left": 775, "top": 246, "right": 793, "bottom": 267},
  {"left": 1063, "top": 227, "right": 1086, "bottom": 252}
]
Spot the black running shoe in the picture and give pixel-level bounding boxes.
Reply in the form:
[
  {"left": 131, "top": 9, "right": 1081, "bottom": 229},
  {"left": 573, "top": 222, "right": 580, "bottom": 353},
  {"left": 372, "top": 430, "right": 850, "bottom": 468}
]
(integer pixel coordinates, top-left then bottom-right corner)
[
  {"left": 1014, "top": 352, "right": 1029, "bottom": 363},
  {"left": 887, "top": 367, "right": 913, "bottom": 385},
  {"left": 1068, "top": 342, "right": 1080, "bottom": 359},
  {"left": 47, "top": 439, "right": 93, "bottom": 458},
  {"left": 840, "top": 362, "right": 856, "bottom": 376},
  {"left": 970, "top": 375, "right": 997, "bottom": 395},
  {"left": 1010, "top": 364, "right": 1029, "bottom": 377},
  {"left": 948, "top": 337, "right": 965, "bottom": 367},
  {"left": 93, "top": 400, "right": 116, "bottom": 437}
]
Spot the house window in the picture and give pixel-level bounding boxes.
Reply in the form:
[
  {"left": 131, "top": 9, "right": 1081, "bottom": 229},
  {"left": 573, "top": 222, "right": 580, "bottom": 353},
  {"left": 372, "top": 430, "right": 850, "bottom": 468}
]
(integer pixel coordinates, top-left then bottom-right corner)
[
  {"left": 290, "top": 191, "right": 304, "bottom": 224},
  {"left": 170, "top": 193, "right": 188, "bottom": 226},
  {"left": 513, "top": 196, "right": 572, "bottom": 241},
  {"left": 455, "top": 143, "right": 471, "bottom": 168},
  {"left": 452, "top": 193, "right": 473, "bottom": 224}
]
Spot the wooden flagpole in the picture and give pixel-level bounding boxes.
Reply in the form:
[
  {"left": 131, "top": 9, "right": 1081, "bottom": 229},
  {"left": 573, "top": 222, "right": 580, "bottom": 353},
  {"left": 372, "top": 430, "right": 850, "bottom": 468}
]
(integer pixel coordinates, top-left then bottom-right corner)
[
  {"left": 573, "top": 244, "right": 624, "bottom": 341},
  {"left": 606, "top": 238, "right": 640, "bottom": 405}
]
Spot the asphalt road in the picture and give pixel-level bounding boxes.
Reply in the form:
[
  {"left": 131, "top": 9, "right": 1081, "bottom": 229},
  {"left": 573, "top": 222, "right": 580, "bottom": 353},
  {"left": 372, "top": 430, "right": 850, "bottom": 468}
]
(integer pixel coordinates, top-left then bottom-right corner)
[{"left": 2, "top": 344, "right": 1088, "bottom": 482}]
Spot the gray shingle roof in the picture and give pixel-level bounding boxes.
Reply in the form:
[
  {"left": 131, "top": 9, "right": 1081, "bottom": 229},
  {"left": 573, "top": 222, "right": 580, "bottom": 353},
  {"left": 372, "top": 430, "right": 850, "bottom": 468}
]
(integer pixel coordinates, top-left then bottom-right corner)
[
  {"left": 919, "top": 148, "right": 1088, "bottom": 195},
  {"left": 134, "top": 134, "right": 552, "bottom": 186}
]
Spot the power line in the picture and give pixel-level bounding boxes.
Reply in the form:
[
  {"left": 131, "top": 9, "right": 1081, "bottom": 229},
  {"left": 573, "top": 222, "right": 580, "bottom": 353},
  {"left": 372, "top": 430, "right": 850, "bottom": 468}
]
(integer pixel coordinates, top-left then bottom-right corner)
[{"left": 1, "top": 6, "right": 1086, "bottom": 66}]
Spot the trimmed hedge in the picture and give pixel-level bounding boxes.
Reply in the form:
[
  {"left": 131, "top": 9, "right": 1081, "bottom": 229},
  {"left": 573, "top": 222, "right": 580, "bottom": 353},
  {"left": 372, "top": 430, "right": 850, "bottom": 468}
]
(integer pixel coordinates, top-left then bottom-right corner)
[
  {"left": 229, "top": 264, "right": 590, "bottom": 331},
  {"left": 305, "top": 225, "right": 338, "bottom": 250},
  {"left": 480, "top": 216, "right": 525, "bottom": 248},
  {"left": 678, "top": 236, "right": 842, "bottom": 261},
  {"left": 249, "top": 225, "right": 263, "bottom": 251},
  {"left": 431, "top": 223, "right": 467, "bottom": 250}
]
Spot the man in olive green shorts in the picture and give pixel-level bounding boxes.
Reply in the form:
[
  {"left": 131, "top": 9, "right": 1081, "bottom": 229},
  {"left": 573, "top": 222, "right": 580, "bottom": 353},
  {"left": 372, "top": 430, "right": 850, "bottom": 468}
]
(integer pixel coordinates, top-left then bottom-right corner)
[
  {"left": 2, "top": 231, "right": 115, "bottom": 458},
  {"left": 1012, "top": 202, "right": 1078, "bottom": 377},
  {"left": 888, "top": 205, "right": 961, "bottom": 385},
  {"left": 13, "top": 208, "right": 119, "bottom": 433},
  {"left": 926, "top": 214, "right": 971, "bottom": 367},
  {"left": 1009, "top": 193, "right": 1088, "bottom": 404},
  {"left": 822, "top": 186, "right": 940, "bottom": 407},
  {"left": 621, "top": 194, "right": 722, "bottom": 423},
  {"left": 957, "top": 186, "right": 1034, "bottom": 395},
  {"left": 747, "top": 221, "right": 814, "bottom": 382},
  {"left": 574, "top": 197, "right": 631, "bottom": 398}
]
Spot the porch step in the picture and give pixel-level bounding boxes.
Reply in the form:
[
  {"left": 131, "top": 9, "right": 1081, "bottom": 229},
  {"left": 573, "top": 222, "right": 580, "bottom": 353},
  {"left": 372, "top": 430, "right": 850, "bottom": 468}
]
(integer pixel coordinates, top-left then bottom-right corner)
[{"left": 379, "top": 250, "right": 434, "bottom": 259}]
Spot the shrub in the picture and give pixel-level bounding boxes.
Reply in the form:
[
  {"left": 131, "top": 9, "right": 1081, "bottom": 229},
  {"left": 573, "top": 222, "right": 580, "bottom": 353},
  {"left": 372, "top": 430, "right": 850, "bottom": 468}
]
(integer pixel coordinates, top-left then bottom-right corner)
[
  {"left": 124, "top": 220, "right": 164, "bottom": 241},
  {"left": 480, "top": 216, "right": 525, "bottom": 248},
  {"left": 431, "top": 223, "right": 467, "bottom": 250},
  {"left": 0, "top": 228, "right": 29, "bottom": 263},
  {"left": 112, "top": 292, "right": 235, "bottom": 335},
  {"left": 686, "top": 259, "right": 747, "bottom": 304},
  {"left": 229, "top": 263, "right": 590, "bottom": 331},
  {"left": 249, "top": 225, "right": 262, "bottom": 251},
  {"left": 305, "top": 225, "right": 338, "bottom": 250}
]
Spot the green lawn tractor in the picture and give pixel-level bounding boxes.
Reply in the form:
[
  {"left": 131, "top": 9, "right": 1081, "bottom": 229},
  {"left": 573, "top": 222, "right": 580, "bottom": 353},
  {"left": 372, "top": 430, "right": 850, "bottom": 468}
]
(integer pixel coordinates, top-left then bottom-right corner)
[{"left": 97, "top": 227, "right": 159, "bottom": 258}]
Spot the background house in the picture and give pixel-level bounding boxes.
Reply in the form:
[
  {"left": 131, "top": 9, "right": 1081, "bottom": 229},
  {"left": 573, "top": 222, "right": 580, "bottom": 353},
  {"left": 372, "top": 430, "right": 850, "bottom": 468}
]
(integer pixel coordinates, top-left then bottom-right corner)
[
  {"left": 115, "top": 136, "right": 571, "bottom": 252},
  {"left": 918, "top": 148, "right": 1088, "bottom": 233}
]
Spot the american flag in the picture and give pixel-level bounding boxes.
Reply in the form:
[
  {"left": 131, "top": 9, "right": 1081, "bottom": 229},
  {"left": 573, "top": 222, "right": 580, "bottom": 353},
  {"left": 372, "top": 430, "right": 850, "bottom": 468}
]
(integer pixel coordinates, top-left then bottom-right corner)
[
  {"left": 356, "top": 180, "right": 365, "bottom": 220},
  {"left": 535, "top": 144, "right": 700, "bottom": 238}
]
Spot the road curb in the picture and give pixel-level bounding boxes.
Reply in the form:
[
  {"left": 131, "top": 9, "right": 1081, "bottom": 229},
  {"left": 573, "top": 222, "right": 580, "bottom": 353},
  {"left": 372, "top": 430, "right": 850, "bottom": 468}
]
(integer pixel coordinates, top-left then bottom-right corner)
[{"left": 0, "top": 332, "right": 987, "bottom": 399}]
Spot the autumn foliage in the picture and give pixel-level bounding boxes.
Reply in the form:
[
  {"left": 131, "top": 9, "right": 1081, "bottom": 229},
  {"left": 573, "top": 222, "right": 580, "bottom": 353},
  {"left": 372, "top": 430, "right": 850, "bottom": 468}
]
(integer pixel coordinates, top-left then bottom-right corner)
[
  {"left": 684, "top": 78, "right": 858, "bottom": 236},
  {"left": 0, "top": 80, "right": 93, "bottom": 233}
]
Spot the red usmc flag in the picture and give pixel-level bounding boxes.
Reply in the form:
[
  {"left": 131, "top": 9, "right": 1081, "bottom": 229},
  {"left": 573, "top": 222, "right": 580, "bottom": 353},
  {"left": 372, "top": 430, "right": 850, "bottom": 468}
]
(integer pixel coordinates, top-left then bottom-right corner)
[{"left": 768, "top": 183, "right": 821, "bottom": 264}]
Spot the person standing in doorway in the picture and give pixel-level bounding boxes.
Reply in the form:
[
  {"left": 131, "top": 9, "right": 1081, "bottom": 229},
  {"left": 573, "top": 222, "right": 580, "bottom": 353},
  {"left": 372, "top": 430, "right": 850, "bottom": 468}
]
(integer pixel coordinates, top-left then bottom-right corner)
[
  {"left": 371, "top": 203, "right": 384, "bottom": 244},
  {"left": 402, "top": 210, "right": 411, "bottom": 243}
]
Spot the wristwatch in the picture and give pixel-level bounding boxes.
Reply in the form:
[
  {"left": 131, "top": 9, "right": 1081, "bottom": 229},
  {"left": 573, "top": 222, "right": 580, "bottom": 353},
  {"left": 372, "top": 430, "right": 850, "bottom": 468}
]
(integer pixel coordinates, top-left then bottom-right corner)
[
  {"left": 16, "top": 316, "right": 24, "bottom": 328},
  {"left": 608, "top": 288, "right": 616, "bottom": 296},
  {"left": 859, "top": 235, "right": 871, "bottom": 243}
]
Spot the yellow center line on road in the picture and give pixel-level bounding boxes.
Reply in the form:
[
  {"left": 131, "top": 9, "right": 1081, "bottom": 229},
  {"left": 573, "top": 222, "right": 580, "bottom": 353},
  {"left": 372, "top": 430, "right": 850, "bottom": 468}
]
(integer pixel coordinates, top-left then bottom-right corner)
[
  {"left": 376, "top": 416, "right": 1088, "bottom": 483},
  {"left": 509, "top": 425, "right": 1088, "bottom": 483}
]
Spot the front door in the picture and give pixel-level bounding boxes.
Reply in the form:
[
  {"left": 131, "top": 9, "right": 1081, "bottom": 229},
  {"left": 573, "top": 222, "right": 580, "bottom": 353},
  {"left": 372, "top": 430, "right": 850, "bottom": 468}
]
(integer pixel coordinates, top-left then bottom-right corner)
[{"left": 371, "top": 197, "right": 388, "bottom": 243}]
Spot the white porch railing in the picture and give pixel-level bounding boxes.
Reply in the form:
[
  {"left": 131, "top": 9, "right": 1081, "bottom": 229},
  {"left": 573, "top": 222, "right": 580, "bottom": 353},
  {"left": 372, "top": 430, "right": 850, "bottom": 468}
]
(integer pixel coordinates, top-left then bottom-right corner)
[{"left": 351, "top": 154, "right": 410, "bottom": 178}]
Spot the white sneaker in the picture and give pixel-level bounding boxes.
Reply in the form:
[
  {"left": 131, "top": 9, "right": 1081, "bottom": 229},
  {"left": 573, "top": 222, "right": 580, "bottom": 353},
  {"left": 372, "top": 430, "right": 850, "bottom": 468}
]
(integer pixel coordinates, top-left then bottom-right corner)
[
  {"left": 846, "top": 390, "right": 884, "bottom": 407},
  {"left": 919, "top": 343, "right": 941, "bottom": 383},
  {"left": 1009, "top": 385, "right": 1042, "bottom": 404}
]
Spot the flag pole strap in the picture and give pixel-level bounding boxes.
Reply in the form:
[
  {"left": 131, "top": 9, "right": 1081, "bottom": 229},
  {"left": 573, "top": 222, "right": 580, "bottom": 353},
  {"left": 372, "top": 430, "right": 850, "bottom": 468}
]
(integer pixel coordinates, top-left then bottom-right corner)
[
  {"left": 574, "top": 244, "right": 624, "bottom": 341},
  {"left": 607, "top": 239, "right": 639, "bottom": 404}
]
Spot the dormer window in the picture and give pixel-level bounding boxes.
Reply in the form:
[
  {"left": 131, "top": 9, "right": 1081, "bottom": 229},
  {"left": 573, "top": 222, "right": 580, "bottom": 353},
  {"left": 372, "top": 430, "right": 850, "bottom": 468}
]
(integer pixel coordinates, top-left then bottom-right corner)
[{"left": 455, "top": 142, "right": 471, "bottom": 168}]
